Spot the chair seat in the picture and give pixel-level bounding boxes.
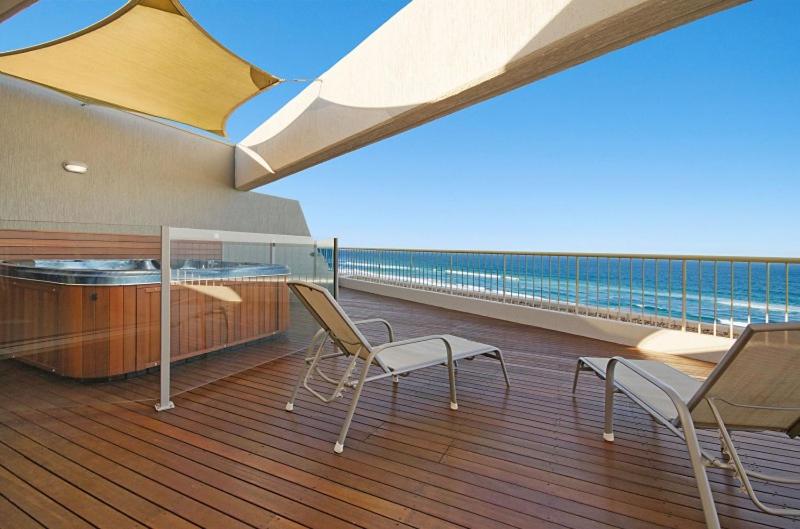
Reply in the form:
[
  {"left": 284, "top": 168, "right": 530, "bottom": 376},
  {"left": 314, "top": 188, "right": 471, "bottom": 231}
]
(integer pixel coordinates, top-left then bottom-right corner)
[
  {"left": 580, "top": 357, "right": 702, "bottom": 421},
  {"left": 377, "top": 334, "right": 497, "bottom": 373}
]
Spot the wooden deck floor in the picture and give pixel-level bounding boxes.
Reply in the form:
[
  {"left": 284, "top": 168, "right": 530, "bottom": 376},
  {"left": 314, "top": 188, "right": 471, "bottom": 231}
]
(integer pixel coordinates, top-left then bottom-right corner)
[{"left": 1, "top": 287, "right": 799, "bottom": 529}]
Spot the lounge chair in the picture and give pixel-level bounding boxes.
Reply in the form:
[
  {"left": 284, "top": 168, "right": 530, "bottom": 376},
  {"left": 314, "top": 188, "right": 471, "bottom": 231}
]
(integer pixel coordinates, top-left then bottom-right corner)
[
  {"left": 573, "top": 323, "right": 800, "bottom": 529},
  {"left": 285, "top": 280, "right": 510, "bottom": 453}
]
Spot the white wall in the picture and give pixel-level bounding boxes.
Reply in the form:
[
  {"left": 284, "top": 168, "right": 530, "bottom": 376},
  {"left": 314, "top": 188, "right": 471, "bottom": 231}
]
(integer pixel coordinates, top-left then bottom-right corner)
[{"left": 0, "top": 74, "right": 309, "bottom": 236}]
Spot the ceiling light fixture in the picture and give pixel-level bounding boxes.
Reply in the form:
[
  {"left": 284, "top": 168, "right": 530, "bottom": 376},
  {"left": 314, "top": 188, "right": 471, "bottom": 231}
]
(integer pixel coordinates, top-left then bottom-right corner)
[{"left": 62, "top": 161, "right": 88, "bottom": 174}]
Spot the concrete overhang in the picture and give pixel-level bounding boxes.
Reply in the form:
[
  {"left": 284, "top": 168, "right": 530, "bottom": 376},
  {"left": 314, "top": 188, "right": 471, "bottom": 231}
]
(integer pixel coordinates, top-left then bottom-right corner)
[{"left": 236, "top": 0, "right": 746, "bottom": 190}]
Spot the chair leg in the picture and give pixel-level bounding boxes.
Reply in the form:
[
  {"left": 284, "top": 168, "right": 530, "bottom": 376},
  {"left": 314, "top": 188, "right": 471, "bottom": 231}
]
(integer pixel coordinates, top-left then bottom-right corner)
[
  {"left": 286, "top": 329, "right": 328, "bottom": 411},
  {"left": 603, "top": 369, "right": 615, "bottom": 442},
  {"left": 334, "top": 363, "right": 371, "bottom": 453},
  {"left": 448, "top": 357, "right": 458, "bottom": 410},
  {"left": 572, "top": 359, "right": 584, "bottom": 393},
  {"left": 601, "top": 359, "right": 720, "bottom": 528},
  {"left": 286, "top": 358, "right": 312, "bottom": 412},
  {"left": 683, "top": 421, "right": 722, "bottom": 529},
  {"left": 707, "top": 398, "right": 800, "bottom": 516},
  {"left": 496, "top": 350, "right": 511, "bottom": 387}
]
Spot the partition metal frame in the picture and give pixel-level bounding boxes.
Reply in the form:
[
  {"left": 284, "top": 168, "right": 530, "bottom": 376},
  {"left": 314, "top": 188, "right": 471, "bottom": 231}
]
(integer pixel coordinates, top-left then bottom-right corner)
[
  {"left": 154, "top": 226, "right": 335, "bottom": 412},
  {"left": 155, "top": 225, "right": 175, "bottom": 411}
]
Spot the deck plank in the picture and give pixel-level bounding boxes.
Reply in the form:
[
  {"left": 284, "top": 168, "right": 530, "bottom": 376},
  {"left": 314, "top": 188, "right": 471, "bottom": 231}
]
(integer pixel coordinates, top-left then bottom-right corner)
[{"left": 0, "top": 287, "right": 798, "bottom": 529}]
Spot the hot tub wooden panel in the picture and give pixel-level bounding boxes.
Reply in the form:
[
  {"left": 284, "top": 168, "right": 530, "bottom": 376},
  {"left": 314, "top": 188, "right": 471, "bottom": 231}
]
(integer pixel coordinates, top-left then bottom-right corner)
[{"left": 0, "top": 276, "right": 289, "bottom": 379}]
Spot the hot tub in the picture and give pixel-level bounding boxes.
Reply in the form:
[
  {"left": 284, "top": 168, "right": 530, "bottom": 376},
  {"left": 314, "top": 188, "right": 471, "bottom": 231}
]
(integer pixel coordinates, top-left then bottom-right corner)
[{"left": 0, "top": 259, "right": 290, "bottom": 379}]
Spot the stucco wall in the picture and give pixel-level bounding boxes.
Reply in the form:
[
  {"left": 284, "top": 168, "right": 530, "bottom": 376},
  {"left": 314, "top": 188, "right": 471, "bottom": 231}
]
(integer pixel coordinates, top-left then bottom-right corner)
[{"left": 0, "top": 75, "right": 309, "bottom": 236}]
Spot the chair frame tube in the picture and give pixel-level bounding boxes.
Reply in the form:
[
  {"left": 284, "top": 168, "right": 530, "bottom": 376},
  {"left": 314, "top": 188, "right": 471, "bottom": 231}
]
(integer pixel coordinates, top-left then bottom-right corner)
[
  {"left": 602, "top": 357, "right": 721, "bottom": 529},
  {"left": 284, "top": 291, "right": 511, "bottom": 452},
  {"left": 575, "top": 354, "right": 800, "bottom": 527}
]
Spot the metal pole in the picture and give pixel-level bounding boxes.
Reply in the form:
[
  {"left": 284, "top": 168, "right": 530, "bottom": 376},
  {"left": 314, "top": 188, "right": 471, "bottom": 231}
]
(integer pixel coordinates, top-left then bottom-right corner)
[
  {"left": 640, "top": 259, "right": 645, "bottom": 322},
  {"left": 766, "top": 262, "right": 770, "bottom": 324},
  {"left": 449, "top": 254, "right": 454, "bottom": 294},
  {"left": 713, "top": 261, "right": 718, "bottom": 336},
  {"left": 617, "top": 258, "right": 621, "bottom": 318},
  {"left": 786, "top": 262, "right": 790, "bottom": 323},
  {"left": 747, "top": 262, "right": 752, "bottom": 325},
  {"left": 557, "top": 256, "right": 561, "bottom": 308},
  {"left": 654, "top": 259, "right": 659, "bottom": 325},
  {"left": 730, "top": 261, "right": 734, "bottom": 337},
  {"left": 629, "top": 259, "right": 633, "bottom": 321},
  {"left": 333, "top": 237, "right": 339, "bottom": 300},
  {"left": 313, "top": 242, "right": 318, "bottom": 281},
  {"left": 606, "top": 257, "right": 611, "bottom": 317},
  {"left": 548, "top": 255, "right": 552, "bottom": 309},
  {"left": 575, "top": 257, "right": 580, "bottom": 314},
  {"left": 698, "top": 260, "right": 703, "bottom": 334},
  {"left": 595, "top": 257, "right": 600, "bottom": 316},
  {"left": 681, "top": 260, "right": 687, "bottom": 332},
  {"left": 668, "top": 259, "right": 672, "bottom": 325},
  {"left": 502, "top": 254, "right": 507, "bottom": 302},
  {"left": 155, "top": 225, "right": 175, "bottom": 412}
]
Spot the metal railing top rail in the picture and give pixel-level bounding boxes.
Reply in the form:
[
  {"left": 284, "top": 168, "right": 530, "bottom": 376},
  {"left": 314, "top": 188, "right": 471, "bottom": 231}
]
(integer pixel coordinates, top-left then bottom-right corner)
[{"left": 340, "top": 247, "right": 800, "bottom": 264}]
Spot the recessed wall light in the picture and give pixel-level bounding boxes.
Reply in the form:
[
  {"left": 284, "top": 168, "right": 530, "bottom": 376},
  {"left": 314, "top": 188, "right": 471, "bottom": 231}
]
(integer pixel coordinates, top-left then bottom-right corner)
[{"left": 62, "top": 161, "right": 88, "bottom": 174}]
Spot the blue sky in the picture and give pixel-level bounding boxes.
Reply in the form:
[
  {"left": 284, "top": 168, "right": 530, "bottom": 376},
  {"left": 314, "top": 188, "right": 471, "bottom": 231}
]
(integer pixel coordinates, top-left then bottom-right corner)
[{"left": 2, "top": 1, "right": 798, "bottom": 256}]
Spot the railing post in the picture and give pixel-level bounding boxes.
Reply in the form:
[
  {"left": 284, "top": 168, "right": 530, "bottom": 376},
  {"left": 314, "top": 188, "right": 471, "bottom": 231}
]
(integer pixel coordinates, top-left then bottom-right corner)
[
  {"left": 502, "top": 254, "right": 507, "bottom": 302},
  {"left": 641, "top": 259, "right": 645, "bottom": 322},
  {"left": 596, "top": 257, "right": 600, "bottom": 317},
  {"left": 698, "top": 260, "right": 703, "bottom": 334},
  {"left": 786, "top": 262, "right": 791, "bottom": 323},
  {"left": 712, "top": 261, "right": 718, "bottom": 336},
  {"left": 548, "top": 255, "right": 552, "bottom": 309},
  {"left": 730, "top": 260, "right": 734, "bottom": 336},
  {"left": 681, "top": 260, "right": 687, "bottom": 332},
  {"left": 155, "top": 225, "right": 174, "bottom": 412},
  {"left": 668, "top": 259, "right": 672, "bottom": 326},
  {"left": 449, "top": 254, "right": 454, "bottom": 294},
  {"left": 312, "top": 242, "right": 318, "bottom": 281},
  {"left": 654, "top": 259, "right": 659, "bottom": 325},
  {"left": 766, "top": 262, "right": 771, "bottom": 324},
  {"left": 575, "top": 256, "right": 580, "bottom": 314},
  {"left": 747, "top": 261, "right": 752, "bottom": 325},
  {"left": 333, "top": 237, "right": 339, "bottom": 300}
]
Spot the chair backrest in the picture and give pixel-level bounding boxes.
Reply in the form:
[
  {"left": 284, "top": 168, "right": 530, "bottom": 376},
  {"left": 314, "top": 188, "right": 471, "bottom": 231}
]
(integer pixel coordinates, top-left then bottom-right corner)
[
  {"left": 688, "top": 323, "right": 800, "bottom": 434},
  {"left": 288, "top": 280, "right": 373, "bottom": 360}
]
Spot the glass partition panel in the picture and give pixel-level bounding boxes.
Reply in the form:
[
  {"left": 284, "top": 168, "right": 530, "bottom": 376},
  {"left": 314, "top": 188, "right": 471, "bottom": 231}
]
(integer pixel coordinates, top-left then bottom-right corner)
[
  {"left": 0, "top": 218, "right": 163, "bottom": 413},
  {"left": 167, "top": 228, "right": 335, "bottom": 399}
]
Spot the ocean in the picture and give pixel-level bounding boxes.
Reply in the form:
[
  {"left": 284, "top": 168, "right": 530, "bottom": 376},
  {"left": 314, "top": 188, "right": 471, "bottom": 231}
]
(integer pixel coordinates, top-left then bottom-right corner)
[{"left": 333, "top": 249, "right": 800, "bottom": 331}]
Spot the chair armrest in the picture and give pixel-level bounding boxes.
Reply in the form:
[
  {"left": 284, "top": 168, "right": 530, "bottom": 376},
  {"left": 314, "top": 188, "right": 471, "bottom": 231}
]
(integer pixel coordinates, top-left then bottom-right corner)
[{"left": 353, "top": 318, "right": 394, "bottom": 343}]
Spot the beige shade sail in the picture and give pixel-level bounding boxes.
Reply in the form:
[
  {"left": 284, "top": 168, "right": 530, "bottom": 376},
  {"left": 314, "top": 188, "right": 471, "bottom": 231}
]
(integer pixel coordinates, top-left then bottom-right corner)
[{"left": 0, "top": 0, "right": 279, "bottom": 135}]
